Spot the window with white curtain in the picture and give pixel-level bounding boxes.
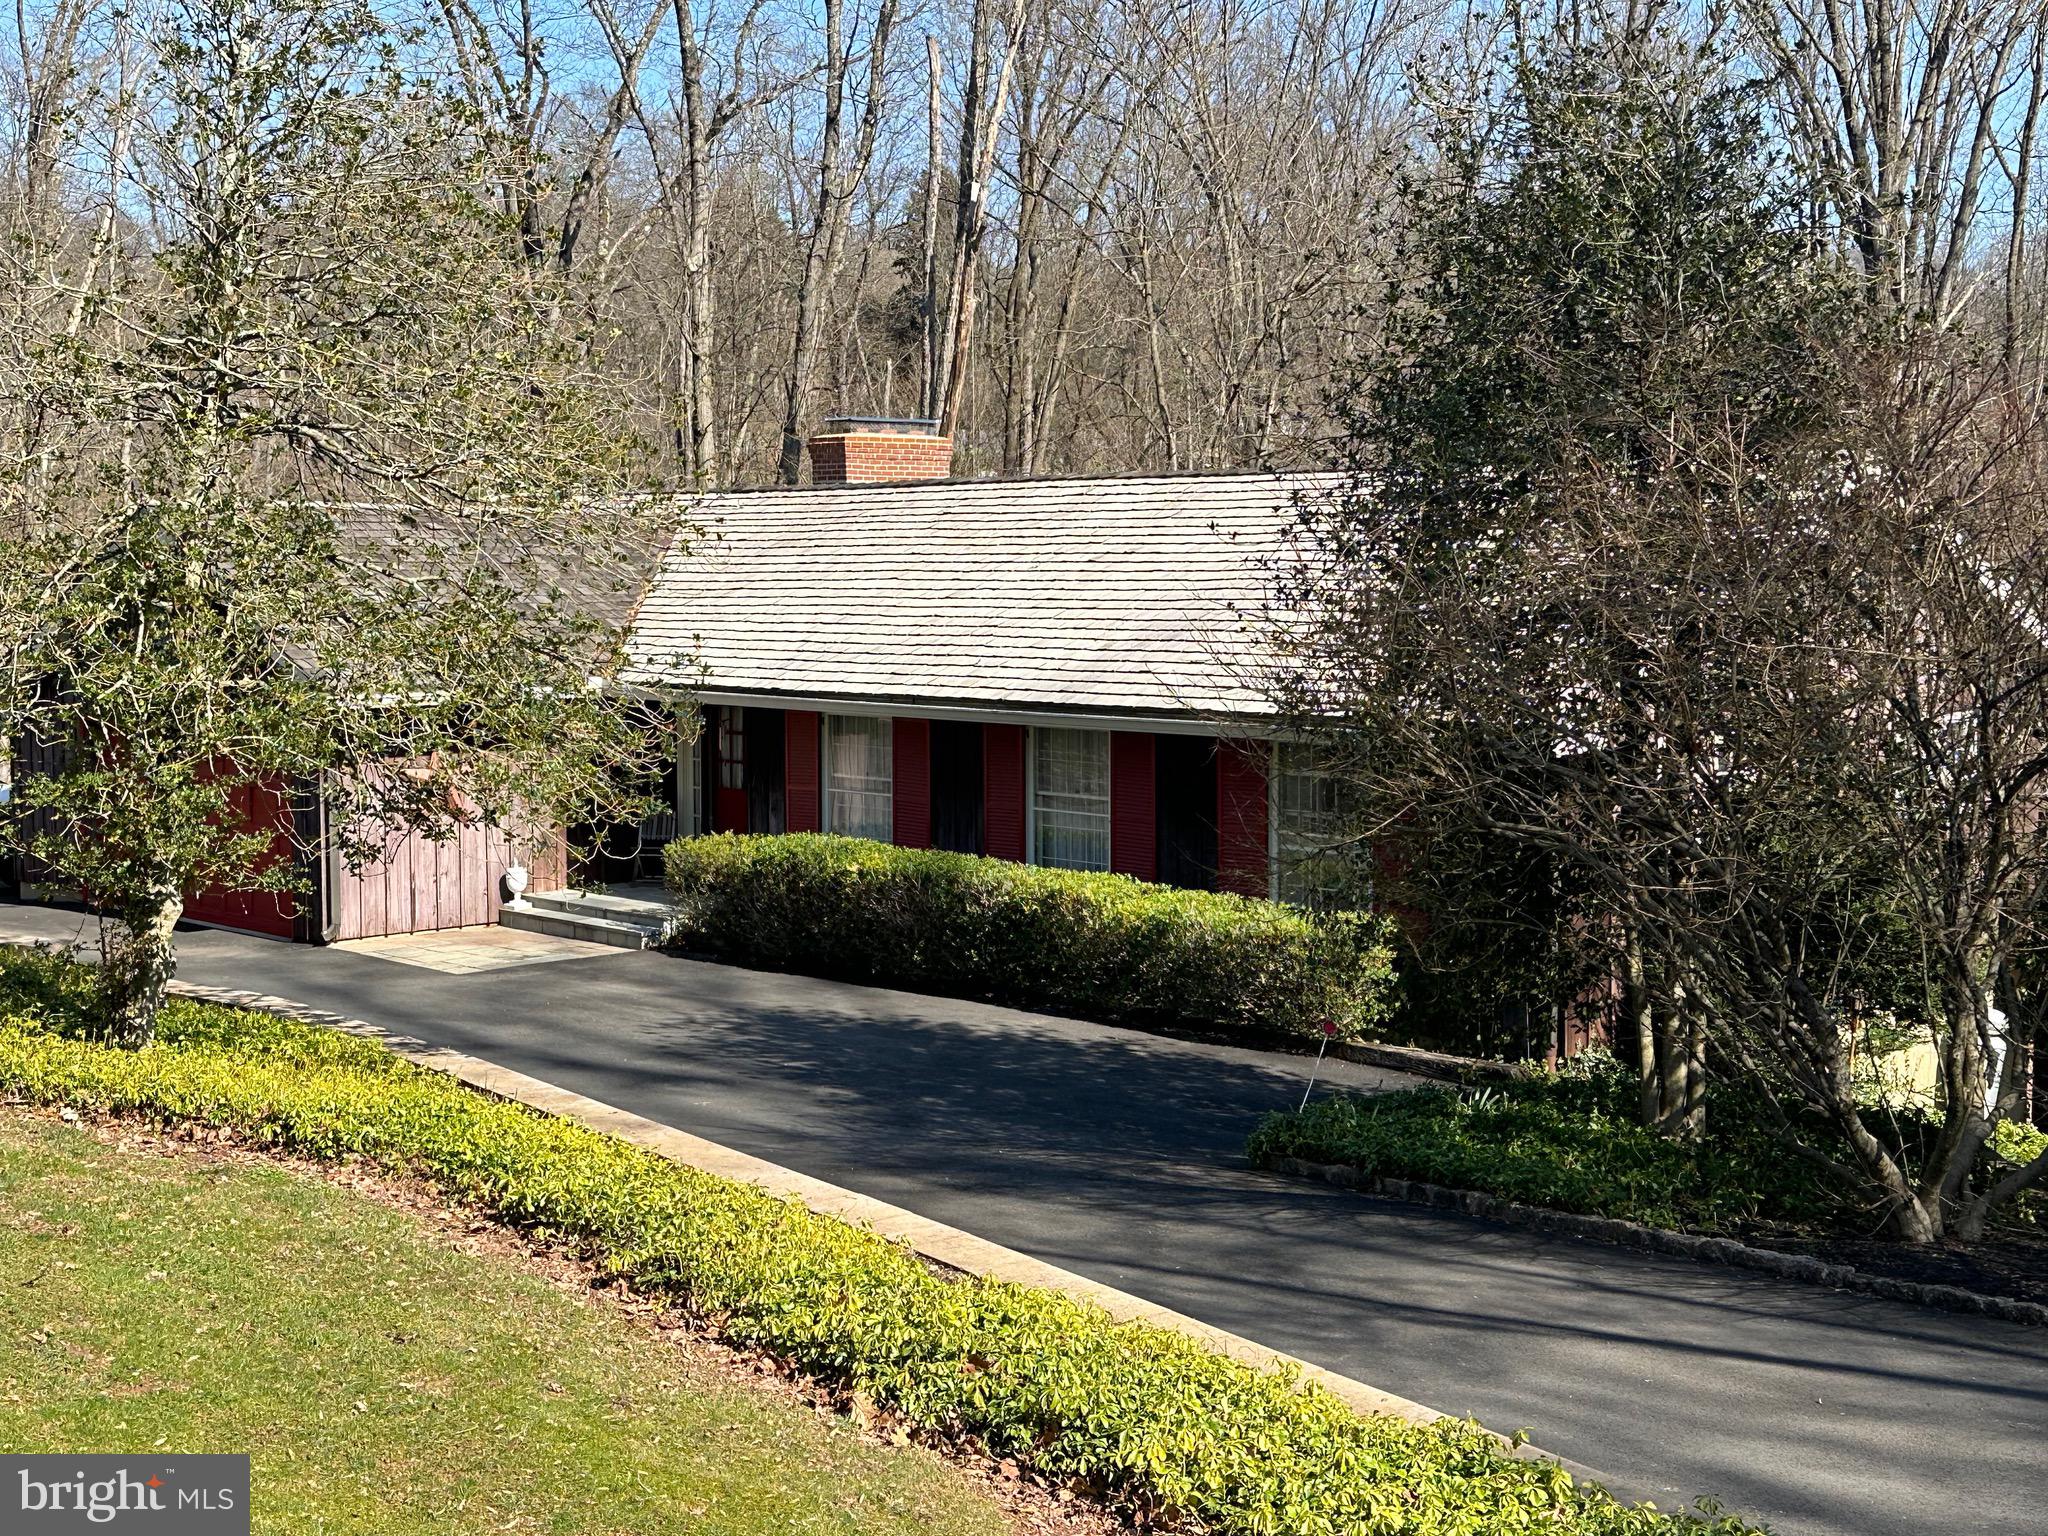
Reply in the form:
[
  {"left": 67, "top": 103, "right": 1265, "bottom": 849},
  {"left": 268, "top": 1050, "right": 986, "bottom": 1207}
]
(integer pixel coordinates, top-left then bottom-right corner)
[
  {"left": 716, "top": 706, "right": 745, "bottom": 789},
  {"left": 1032, "top": 728, "right": 1110, "bottom": 871},
  {"left": 1275, "top": 742, "right": 1348, "bottom": 907},
  {"left": 825, "top": 715, "right": 893, "bottom": 840}
]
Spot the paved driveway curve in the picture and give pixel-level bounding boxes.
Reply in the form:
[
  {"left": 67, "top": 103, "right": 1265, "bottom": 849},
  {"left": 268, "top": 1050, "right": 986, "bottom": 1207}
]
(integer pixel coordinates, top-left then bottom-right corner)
[{"left": 4, "top": 903, "right": 2043, "bottom": 1536}]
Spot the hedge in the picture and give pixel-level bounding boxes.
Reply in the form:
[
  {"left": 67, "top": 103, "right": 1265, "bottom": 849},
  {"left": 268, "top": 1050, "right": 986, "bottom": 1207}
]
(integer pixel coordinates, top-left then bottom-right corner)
[
  {"left": 664, "top": 833, "right": 1400, "bottom": 1043},
  {"left": 0, "top": 949, "right": 1753, "bottom": 1536}
]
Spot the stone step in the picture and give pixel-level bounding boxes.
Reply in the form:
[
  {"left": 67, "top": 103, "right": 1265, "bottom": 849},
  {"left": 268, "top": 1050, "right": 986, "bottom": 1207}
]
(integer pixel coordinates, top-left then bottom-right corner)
[
  {"left": 498, "top": 904, "right": 660, "bottom": 950},
  {"left": 521, "top": 887, "right": 669, "bottom": 925}
]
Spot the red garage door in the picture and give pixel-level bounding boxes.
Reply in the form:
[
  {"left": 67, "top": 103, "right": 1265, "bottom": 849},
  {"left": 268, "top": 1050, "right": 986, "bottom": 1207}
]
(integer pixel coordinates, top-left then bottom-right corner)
[{"left": 183, "top": 775, "right": 298, "bottom": 939}]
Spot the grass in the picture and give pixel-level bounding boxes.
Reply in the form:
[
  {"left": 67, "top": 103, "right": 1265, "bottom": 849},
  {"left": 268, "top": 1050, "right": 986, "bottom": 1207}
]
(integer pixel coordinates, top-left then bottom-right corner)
[
  {"left": 0, "top": 947, "right": 1759, "bottom": 1535},
  {"left": 0, "top": 1110, "right": 1019, "bottom": 1536}
]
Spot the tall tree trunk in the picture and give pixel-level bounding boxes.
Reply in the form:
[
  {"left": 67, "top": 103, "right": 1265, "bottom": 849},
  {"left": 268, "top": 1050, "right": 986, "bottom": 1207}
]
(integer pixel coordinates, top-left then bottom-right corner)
[
  {"left": 777, "top": 0, "right": 897, "bottom": 484},
  {"left": 674, "top": 0, "right": 720, "bottom": 484},
  {"left": 1625, "top": 925, "right": 1660, "bottom": 1124},
  {"left": 920, "top": 33, "right": 945, "bottom": 420},
  {"left": 98, "top": 889, "right": 182, "bottom": 1048},
  {"left": 1637, "top": 950, "right": 1705, "bottom": 1139},
  {"left": 936, "top": 0, "right": 1025, "bottom": 441}
]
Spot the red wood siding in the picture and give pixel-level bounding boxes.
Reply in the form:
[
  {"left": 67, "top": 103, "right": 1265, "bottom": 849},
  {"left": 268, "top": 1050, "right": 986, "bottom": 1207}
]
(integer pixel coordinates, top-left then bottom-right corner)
[
  {"left": 892, "top": 717, "right": 932, "bottom": 847},
  {"left": 183, "top": 774, "right": 298, "bottom": 938},
  {"left": 1217, "top": 741, "right": 1269, "bottom": 897},
  {"left": 331, "top": 777, "right": 566, "bottom": 941},
  {"left": 1110, "top": 731, "right": 1157, "bottom": 881},
  {"left": 983, "top": 725, "right": 1027, "bottom": 862},
  {"left": 785, "top": 711, "right": 821, "bottom": 832}
]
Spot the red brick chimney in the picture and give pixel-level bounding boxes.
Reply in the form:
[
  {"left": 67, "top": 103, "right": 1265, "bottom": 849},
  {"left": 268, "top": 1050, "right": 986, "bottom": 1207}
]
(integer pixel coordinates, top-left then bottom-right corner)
[{"left": 806, "top": 416, "right": 953, "bottom": 485}]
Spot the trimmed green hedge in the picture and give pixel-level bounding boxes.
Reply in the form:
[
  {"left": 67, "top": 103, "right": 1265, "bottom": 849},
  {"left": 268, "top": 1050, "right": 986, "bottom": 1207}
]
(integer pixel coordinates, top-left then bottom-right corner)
[
  {"left": 664, "top": 833, "right": 1400, "bottom": 1042},
  {"left": 0, "top": 949, "right": 1752, "bottom": 1535}
]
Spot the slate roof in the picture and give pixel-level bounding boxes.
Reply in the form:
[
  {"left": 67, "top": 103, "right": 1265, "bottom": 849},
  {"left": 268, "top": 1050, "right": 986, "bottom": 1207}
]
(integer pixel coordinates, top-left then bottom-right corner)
[
  {"left": 339, "top": 504, "right": 667, "bottom": 634},
  {"left": 623, "top": 470, "right": 1342, "bottom": 722}
]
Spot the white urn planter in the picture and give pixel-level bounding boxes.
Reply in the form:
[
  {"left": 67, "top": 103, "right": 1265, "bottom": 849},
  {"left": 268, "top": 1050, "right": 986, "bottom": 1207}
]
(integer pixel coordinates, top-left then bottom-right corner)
[{"left": 502, "top": 863, "right": 531, "bottom": 910}]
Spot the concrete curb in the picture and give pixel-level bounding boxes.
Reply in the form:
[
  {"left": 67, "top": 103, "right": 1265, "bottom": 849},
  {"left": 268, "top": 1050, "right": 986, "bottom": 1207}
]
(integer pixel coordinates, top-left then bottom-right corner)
[
  {"left": 1264, "top": 1156, "right": 2048, "bottom": 1328},
  {"left": 137, "top": 972, "right": 1477, "bottom": 1428},
  {"left": 1328, "top": 1040, "right": 1530, "bottom": 1083},
  {"left": 0, "top": 930, "right": 1452, "bottom": 1421}
]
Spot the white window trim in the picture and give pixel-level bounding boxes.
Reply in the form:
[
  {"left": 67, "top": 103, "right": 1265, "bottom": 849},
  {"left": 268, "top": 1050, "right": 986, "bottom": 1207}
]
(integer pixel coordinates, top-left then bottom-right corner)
[
  {"left": 1267, "top": 739, "right": 1281, "bottom": 901},
  {"left": 678, "top": 712, "right": 701, "bottom": 837},
  {"left": 825, "top": 713, "right": 894, "bottom": 841},
  {"left": 1024, "top": 726, "right": 1036, "bottom": 863},
  {"left": 1028, "top": 725, "right": 1114, "bottom": 873}
]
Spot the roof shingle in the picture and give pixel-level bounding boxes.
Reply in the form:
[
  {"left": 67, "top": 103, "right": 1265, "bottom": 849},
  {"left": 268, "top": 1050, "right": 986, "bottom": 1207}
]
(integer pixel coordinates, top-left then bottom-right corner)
[{"left": 623, "top": 471, "right": 1336, "bottom": 721}]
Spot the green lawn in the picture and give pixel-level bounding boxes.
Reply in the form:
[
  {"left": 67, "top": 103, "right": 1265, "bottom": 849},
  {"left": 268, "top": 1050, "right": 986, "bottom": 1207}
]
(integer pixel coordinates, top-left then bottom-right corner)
[{"left": 0, "top": 1111, "right": 1015, "bottom": 1536}]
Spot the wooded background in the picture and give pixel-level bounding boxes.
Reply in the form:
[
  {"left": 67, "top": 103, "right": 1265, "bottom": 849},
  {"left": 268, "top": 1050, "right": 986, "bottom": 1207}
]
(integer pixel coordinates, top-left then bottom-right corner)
[{"left": 6, "top": 0, "right": 2046, "bottom": 487}]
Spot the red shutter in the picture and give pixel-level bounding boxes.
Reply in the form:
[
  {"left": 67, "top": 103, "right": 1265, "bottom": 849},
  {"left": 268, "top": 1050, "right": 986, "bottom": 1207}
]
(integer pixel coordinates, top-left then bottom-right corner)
[
  {"left": 892, "top": 717, "right": 932, "bottom": 847},
  {"left": 1110, "top": 731, "right": 1157, "bottom": 881},
  {"left": 1217, "top": 741, "right": 1270, "bottom": 898},
  {"left": 983, "top": 724, "right": 1027, "bottom": 862},
  {"left": 785, "top": 711, "right": 821, "bottom": 832}
]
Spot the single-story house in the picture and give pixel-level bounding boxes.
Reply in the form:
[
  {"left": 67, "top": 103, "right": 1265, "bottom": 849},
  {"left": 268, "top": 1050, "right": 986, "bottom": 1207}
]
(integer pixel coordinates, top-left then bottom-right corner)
[
  {"left": 8, "top": 420, "right": 1345, "bottom": 937},
  {"left": 615, "top": 418, "right": 1343, "bottom": 904}
]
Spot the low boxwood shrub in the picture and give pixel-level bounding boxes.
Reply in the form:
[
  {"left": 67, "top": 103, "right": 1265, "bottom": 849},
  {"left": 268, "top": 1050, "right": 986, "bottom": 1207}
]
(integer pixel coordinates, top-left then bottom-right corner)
[
  {"left": 1252, "top": 1061, "right": 2048, "bottom": 1240},
  {"left": 664, "top": 833, "right": 1399, "bottom": 1042},
  {"left": 1249, "top": 1066, "right": 1846, "bottom": 1236},
  {"left": 0, "top": 948, "right": 1751, "bottom": 1535}
]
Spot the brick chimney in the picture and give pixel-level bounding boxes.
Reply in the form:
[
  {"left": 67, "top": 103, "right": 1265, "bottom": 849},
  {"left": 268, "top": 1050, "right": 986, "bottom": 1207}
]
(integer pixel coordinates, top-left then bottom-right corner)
[{"left": 806, "top": 416, "right": 953, "bottom": 485}]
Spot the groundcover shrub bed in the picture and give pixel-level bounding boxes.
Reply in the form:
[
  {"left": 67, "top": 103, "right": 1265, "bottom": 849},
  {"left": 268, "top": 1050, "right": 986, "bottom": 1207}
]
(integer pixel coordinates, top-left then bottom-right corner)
[
  {"left": 1250, "top": 1065, "right": 2048, "bottom": 1238},
  {"left": 664, "top": 833, "right": 1399, "bottom": 1042},
  {"left": 0, "top": 949, "right": 1751, "bottom": 1536}
]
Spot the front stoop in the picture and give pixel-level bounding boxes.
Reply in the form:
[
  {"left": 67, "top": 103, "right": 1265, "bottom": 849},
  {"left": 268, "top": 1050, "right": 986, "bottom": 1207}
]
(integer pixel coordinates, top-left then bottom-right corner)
[{"left": 499, "top": 889, "right": 668, "bottom": 950}]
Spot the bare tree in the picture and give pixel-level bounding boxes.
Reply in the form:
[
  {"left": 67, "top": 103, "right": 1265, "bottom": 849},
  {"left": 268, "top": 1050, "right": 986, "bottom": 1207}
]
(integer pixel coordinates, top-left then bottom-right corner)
[
  {"left": 934, "top": 0, "right": 1024, "bottom": 440},
  {"left": 1737, "top": 0, "right": 2048, "bottom": 326},
  {"left": 626, "top": 0, "right": 788, "bottom": 482},
  {"left": 1, "top": 0, "right": 670, "bottom": 1042},
  {"left": 1281, "top": 345, "right": 2048, "bottom": 1241},
  {"left": 1265, "top": 16, "right": 2048, "bottom": 1240},
  {"left": 774, "top": 0, "right": 898, "bottom": 483}
]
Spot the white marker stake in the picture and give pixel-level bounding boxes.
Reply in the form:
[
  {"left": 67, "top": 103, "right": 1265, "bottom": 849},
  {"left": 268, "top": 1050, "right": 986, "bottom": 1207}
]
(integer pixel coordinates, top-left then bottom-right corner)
[{"left": 1298, "top": 1018, "right": 1339, "bottom": 1112}]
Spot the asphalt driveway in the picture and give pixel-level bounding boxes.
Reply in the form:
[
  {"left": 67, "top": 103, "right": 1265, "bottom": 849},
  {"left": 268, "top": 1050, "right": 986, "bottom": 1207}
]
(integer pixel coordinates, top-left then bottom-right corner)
[{"left": 4, "top": 902, "right": 2043, "bottom": 1536}]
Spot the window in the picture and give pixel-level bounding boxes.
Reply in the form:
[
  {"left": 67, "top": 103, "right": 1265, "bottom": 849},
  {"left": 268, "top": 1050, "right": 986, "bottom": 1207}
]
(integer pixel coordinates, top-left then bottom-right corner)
[
  {"left": 716, "top": 706, "right": 745, "bottom": 790},
  {"left": 1275, "top": 743, "right": 1348, "bottom": 907},
  {"left": 1033, "top": 727, "right": 1110, "bottom": 871},
  {"left": 826, "top": 715, "right": 893, "bottom": 840}
]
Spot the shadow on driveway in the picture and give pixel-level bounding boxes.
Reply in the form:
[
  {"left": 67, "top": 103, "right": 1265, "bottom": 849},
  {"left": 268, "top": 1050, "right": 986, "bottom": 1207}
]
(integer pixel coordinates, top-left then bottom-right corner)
[{"left": 4, "top": 902, "right": 2044, "bottom": 1536}]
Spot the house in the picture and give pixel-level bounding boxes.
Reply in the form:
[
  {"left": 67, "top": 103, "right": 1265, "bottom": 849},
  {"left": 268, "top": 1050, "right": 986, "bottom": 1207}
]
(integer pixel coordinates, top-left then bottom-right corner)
[
  {"left": 611, "top": 418, "right": 1344, "bottom": 905},
  {"left": 9, "top": 421, "right": 1343, "bottom": 940},
  {"left": 5, "top": 510, "right": 646, "bottom": 942}
]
